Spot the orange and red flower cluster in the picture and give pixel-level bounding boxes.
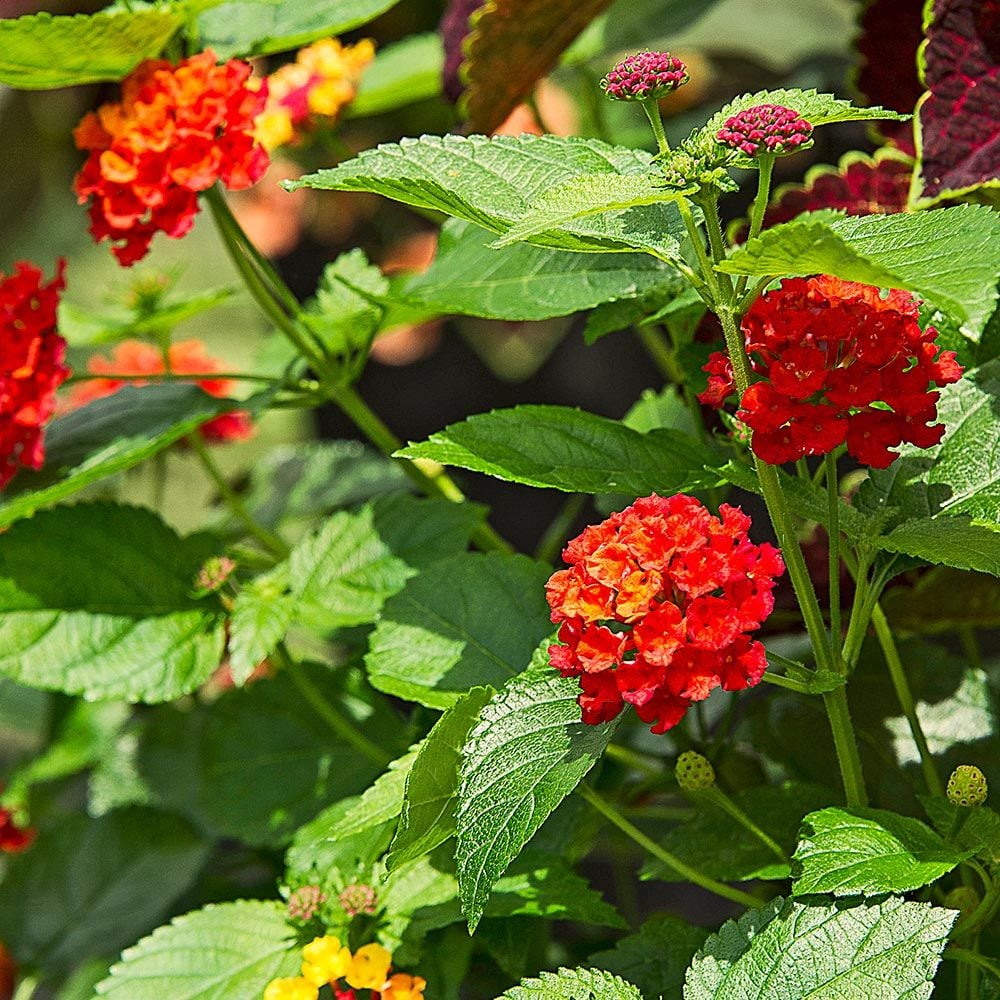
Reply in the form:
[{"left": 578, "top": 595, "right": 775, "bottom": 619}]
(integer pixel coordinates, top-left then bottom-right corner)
[
  {"left": 546, "top": 494, "right": 784, "bottom": 734},
  {"left": 700, "top": 276, "right": 963, "bottom": 468},
  {"left": 69, "top": 339, "right": 253, "bottom": 443},
  {"left": 0, "top": 261, "right": 69, "bottom": 491},
  {"left": 254, "top": 38, "right": 375, "bottom": 151},
  {"left": 264, "top": 935, "right": 424, "bottom": 1000},
  {"left": 73, "top": 52, "right": 269, "bottom": 265}
]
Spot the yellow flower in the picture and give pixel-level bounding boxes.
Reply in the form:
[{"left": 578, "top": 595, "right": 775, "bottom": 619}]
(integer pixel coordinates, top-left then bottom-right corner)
[
  {"left": 381, "top": 973, "right": 427, "bottom": 999},
  {"left": 263, "top": 976, "right": 319, "bottom": 1000},
  {"left": 300, "top": 934, "right": 353, "bottom": 987},
  {"left": 345, "top": 942, "right": 393, "bottom": 990}
]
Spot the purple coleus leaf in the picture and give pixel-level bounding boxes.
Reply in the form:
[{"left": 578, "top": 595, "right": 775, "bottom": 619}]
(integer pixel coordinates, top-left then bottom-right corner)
[
  {"left": 913, "top": 0, "right": 1000, "bottom": 206},
  {"left": 440, "top": 0, "right": 484, "bottom": 103},
  {"left": 854, "top": 0, "right": 924, "bottom": 154}
]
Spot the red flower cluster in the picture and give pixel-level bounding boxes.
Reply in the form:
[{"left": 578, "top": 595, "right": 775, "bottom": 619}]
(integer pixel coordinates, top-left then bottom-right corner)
[
  {"left": 0, "top": 261, "right": 69, "bottom": 491},
  {"left": 0, "top": 794, "right": 34, "bottom": 854},
  {"left": 717, "top": 103, "right": 813, "bottom": 157},
  {"left": 73, "top": 51, "right": 269, "bottom": 265},
  {"left": 699, "top": 276, "right": 963, "bottom": 468},
  {"left": 546, "top": 494, "right": 784, "bottom": 734},
  {"left": 602, "top": 51, "right": 688, "bottom": 101},
  {"left": 69, "top": 339, "right": 253, "bottom": 443}
]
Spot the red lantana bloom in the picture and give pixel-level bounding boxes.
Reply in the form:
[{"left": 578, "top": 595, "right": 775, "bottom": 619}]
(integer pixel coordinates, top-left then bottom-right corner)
[
  {"left": 73, "top": 51, "right": 269, "bottom": 265},
  {"left": 0, "top": 794, "right": 35, "bottom": 854},
  {"left": 69, "top": 339, "right": 253, "bottom": 443},
  {"left": 699, "top": 276, "right": 963, "bottom": 468},
  {"left": 546, "top": 494, "right": 784, "bottom": 734},
  {"left": 0, "top": 261, "right": 69, "bottom": 491}
]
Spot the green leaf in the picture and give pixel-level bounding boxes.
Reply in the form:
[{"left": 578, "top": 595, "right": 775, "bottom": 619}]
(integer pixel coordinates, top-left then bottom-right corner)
[
  {"left": 642, "top": 782, "right": 831, "bottom": 883},
  {"left": 138, "top": 666, "right": 396, "bottom": 846},
  {"left": 718, "top": 205, "right": 1000, "bottom": 337},
  {"left": 456, "top": 671, "right": 615, "bottom": 931},
  {"left": 405, "top": 220, "right": 684, "bottom": 322},
  {"left": 0, "top": 5, "right": 183, "bottom": 89},
  {"left": 494, "top": 173, "right": 693, "bottom": 249},
  {"left": 388, "top": 687, "right": 495, "bottom": 870},
  {"left": 921, "top": 796, "right": 1000, "bottom": 866},
  {"left": 0, "top": 384, "right": 248, "bottom": 528},
  {"left": 684, "top": 896, "right": 956, "bottom": 999},
  {"left": 288, "top": 494, "right": 486, "bottom": 630},
  {"left": 95, "top": 900, "right": 299, "bottom": 1000},
  {"left": 0, "top": 808, "right": 208, "bottom": 973},
  {"left": 0, "top": 503, "right": 225, "bottom": 702},
  {"left": 304, "top": 249, "right": 388, "bottom": 358},
  {"left": 349, "top": 33, "right": 443, "bottom": 117},
  {"left": 882, "top": 567, "right": 1000, "bottom": 634},
  {"left": 589, "top": 915, "right": 709, "bottom": 999},
  {"left": 365, "top": 552, "right": 554, "bottom": 709},
  {"left": 396, "top": 405, "right": 722, "bottom": 495},
  {"left": 322, "top": 745, "right": 419, "bottom": 843},
  {"left": 198, "top": 0, "right": 404, "bottom": 59},
  {"left": 497, "top": 966, "right": 642, "bottom": 1000},
  {"left": 288, "top": 134, "right": 686, "bottom": 257},
  {"left": 0, "top": 677, "right": 48, "bottom": 766},
  {"left": 228, "top": 576, "right": 296, "bottom": 685},
  {"left": 792, "top": 806, "right": 968, "bottom": 896}
]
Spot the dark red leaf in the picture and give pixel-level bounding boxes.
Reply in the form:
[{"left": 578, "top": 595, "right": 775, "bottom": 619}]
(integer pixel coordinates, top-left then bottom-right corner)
[
  {"left": 440, "top": 0, "right": 484, "bottom": 103},
  {"left": 913, "top": 0, "right": 1000, "bottom": 206}
]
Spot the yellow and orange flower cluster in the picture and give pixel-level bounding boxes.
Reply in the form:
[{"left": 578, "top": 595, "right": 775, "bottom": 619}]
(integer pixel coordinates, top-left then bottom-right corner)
[
  {"left": 264, "top": 935, "right": 425, "bottom": 1000},
  {"left": 255, "top": 38, "right": 376, "bottom": 150}
]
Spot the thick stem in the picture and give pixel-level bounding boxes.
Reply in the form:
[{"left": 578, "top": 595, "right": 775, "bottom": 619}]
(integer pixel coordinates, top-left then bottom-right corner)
[
  {"left": 577, "top": 783, "right": 763, "bottom": 909},
  {"left": 332, "top": 384, "right": 514, "bottom": 555},
  {"left": 871, "top": 602, "right": 944, "bottom": 798},
  {"left": 822, "top": 685, "right": 868, "bottom": 807},
  {"left": 640, "top": 98, "right": 670, "bottom": 156},
  {"left": 825, "top": 452, "right": 843, "bottom": 651},
  {"left": 187, "top": 432, "right": 290, "bottom": 558}
]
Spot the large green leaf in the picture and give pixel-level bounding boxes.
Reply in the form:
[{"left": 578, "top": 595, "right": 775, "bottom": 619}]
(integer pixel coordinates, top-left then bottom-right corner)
[
  {"left": 288, "top": 134, "right": 686, "bottom": 258},
  {"left": 396, "top": 405, "right": 722, "bottom": 495},
  {"left": 0, "top": 384, "right": 247, "bottom": 528},
  {"left": 138, "top": 666, "right": 398, "bottom": 846},
  {"left": 642, "top": 782, "right": 832, "bottom": 884},
  {"left": 588, "top": 915, "right": 709, "bottom": 1000},
  {"left": 882, "top": 567, "right": 1000, "bottom": 634},
  {"left": 96, "top": 901, "right": 299, "bottom": 1000},
  {"left": 497, "top": 966, "right": 642, "bottom": 1000},
  {"left": 718, "top": 205, "right": 1000, "bottom": 337},
  {"left": 792, "top": 807, "right": 967, "bottom": 897},
  {"left": 405, "top": 220, "right": 684, "bottom": 322},
  {"left": 456, "top": 671, "right": 615, "bottom": 931},
  {"left": 684, "top": 897, "right": 956, "bottom": 999},
  {"left": 365, "top": 553, "right": 553, "bottom": 709},
  {"left": 0, "top": 5, "right": 182, "bottom": 89},
  {"left": 198, "top": 0, "right": 404, "bottom": 59},
  {"left": 0, "top": 503, "right": 225, "bottom": 702},
  {"left": 0, "top": 809, "right": 208, "bottom": 973},
  {"left": 349, "top": 33, "right": 443, "bottom": 117},
  {"left": 855, "top": 362, "right": 1000, "bottom": 576},
  {"left": 388, "top": 687, "right": 495, "bottom": 870}
]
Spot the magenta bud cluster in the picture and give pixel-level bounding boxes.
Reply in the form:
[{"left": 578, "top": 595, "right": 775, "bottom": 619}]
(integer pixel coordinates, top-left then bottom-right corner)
[
  {"left": 716, "top": 103, "right": 813, "bottom": 157},
  {"left": 601, "top": 51, "right": 688, "bottom": 101}
]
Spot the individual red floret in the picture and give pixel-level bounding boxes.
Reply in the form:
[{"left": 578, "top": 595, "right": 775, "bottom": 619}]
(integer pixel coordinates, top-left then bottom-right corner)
[
  {"left": 601, "top": 51, "right": 689, "bottom": 102},
  {"left": 699, "top": 275, "right": 964, "bottom": 469},
  {"left": 0, "top": 260, "right": 69, "bottom": 491},
  {"left": 73, "top": 51, "right": 269, "bottom": 265},
  {"left": 546, "top": 494, "right": 784, "bottom": 735},
  {"left": 0, "top": 790, "right": 35, "bottom": 854},
  {"left": 717, "top": 103, "right": 813, "bottom": 157}
]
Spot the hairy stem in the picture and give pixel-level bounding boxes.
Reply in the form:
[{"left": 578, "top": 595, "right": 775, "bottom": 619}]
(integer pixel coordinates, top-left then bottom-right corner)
[
  {"left": 733, "top": 154, "right": 774, "bottom": 300},
  {"left": 578, "top": 782, "right": 763, "bottom": 909}
]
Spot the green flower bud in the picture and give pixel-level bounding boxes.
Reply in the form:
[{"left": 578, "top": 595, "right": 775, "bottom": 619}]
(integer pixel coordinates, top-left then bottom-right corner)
[
  {"left": 676, "top": 750, "right": 715, "bottom": 792},
  {"left": 947, "top": 765, "right": 988, "bottom": 808}
]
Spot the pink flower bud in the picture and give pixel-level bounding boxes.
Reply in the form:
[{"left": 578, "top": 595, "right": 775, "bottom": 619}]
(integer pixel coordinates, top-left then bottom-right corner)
[
  {"left": 717, "top": 104, "right": 813, "bottom": 157},
  {"left": 602, "top": 51, "right": 688, "bottom": 102}
]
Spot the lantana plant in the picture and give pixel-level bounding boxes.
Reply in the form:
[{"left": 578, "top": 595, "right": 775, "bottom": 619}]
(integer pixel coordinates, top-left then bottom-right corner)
[{"left": 0, "top": 2, "right": 999, "bottom": 999}]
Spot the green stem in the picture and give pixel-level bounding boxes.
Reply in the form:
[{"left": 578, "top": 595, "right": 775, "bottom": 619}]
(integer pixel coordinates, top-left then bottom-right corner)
[
  {"left": 640, "top": 98, "right": 670, "bottom": 156},
  {"left": 67, "top": 371, "right": 277, "bottom": 384},
  {"left": 959, "top": 627, "right": 983, "bottom": 671},
  {"left": 826, "top": 452, "right": 843, "bottom": 651},
  {"left": 871, "top": 602, "right": 944, "bottom": 798},
  {"left": 822, "top": 685, "right": 868, "bottom": 807},
  {"left": 577, "top": 783, "right": 763, "bottom": 909},
  {"left": 841, "top": 552, "right": 874, "bottom": 671},
  {"left": 12, "top": 976, "right": 39, "bottom": 1000},
  {"left": 760, "top": 671, "right": 811, "bottom": 694},
  {"left": 534, "top": 494, "right": 587, "bottom": 564},
  {"left": 954, "top": 879, "right": 1000, "bottom": 939},
  {"left": 604, "top": 742, "right": 664, "bottom": 778},
  {"left": 946, "top": 947, "right": 1000, "bottom": 983},
  {"left": 734, "top": 154, "right": 774, "bottom": 300},
  {"left": 636, "top": 324, "right": 680, "bottom": 382},
  {"left": 187, "top": 432, "right": 290, "bottom": 558},
  {"left": 701, "top": 786, "right": 788, "bottom": 863},
  {"left": 276, "top": 646, "right": 391, "bottom": 768},
  {"left": 331, "top": 383, "right": 514, "bottom": 555}
]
